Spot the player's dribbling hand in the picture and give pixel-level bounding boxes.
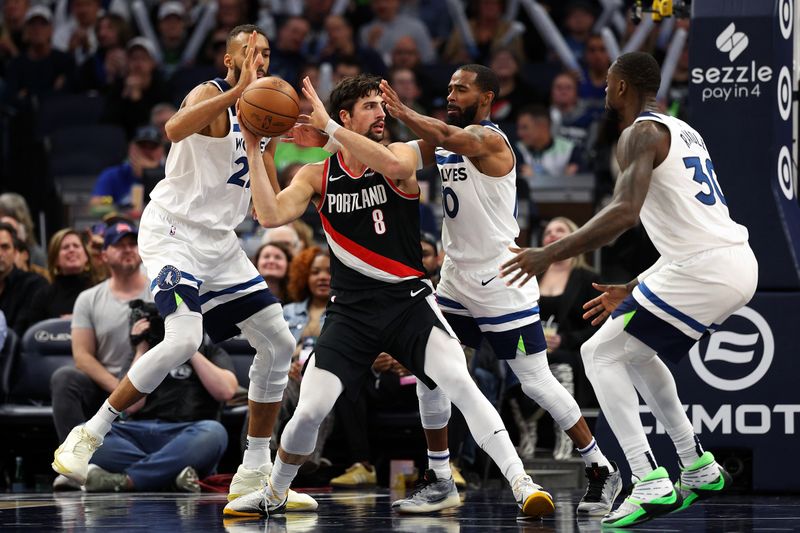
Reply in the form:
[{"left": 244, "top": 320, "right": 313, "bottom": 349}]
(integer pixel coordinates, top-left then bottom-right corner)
[
  {"left": 300, "top": 76, "right": 332, "bottom": 131},
  {"left": 234, "top": 31, "right": 261, "bottom": 95},
  {"left": 582, "top": 282, "right": 631, "bottom": 326},
  {"left": 379, "top": 79, "right": 407, "bottom": 119},
  {"left": 500, "top": 246, "right": 553, "bottom": 287}
]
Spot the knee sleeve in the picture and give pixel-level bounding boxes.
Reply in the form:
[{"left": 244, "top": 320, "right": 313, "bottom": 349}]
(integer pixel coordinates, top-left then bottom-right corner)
[
  {"left": 416, "top": 380, "right": 451, "bottom": 430},
  {"left": 239, "top": 304, "right": 295, "bottom": 403},
  {"left": 507, "top": 351, "right": 581, "bottom": 431},
  {"left": 127, "top": 305, "right": 203, "bottom": 394}
]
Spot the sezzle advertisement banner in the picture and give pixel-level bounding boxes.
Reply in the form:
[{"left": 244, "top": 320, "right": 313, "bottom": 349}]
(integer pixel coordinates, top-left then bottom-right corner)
[
  {"left": 689, "top": 0, "right": 800, "bottom": 290},
  {"left": 594, "top": 292, "right": 800, "bottom": 491}
]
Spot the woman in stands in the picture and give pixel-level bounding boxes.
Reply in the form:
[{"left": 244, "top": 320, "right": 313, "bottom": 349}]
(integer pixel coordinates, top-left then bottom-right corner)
[{"left": 252, "top": 242, "right": 293, "bottom": 303}]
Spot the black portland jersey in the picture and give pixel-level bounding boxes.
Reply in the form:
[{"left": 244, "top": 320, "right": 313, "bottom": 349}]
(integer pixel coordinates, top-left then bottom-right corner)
[{"left": 317, "top": 152, "right": 425, "bottom": 290}]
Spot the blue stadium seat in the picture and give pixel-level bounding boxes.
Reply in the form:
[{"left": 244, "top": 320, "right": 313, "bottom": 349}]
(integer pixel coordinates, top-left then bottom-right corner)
[
  {"left": 6, "top": 318, "right": 73, "bottom": 403},
  {"left": 218, "top": 335, "right": 255, "bottom": 388}
]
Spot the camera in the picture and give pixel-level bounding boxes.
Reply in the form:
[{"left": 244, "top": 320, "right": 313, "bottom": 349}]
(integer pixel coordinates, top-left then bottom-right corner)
[{"left": 129, "top": 299, "right": 165, "bottom": 347}]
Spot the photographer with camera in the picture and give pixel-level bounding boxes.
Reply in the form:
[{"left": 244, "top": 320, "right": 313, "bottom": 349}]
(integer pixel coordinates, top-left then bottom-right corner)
[
  {"left": 50, "top": 222, "right": 151, "bottom": 490},
  {"left": 83, "top": 300, "right": 236, "bottom": 493}
]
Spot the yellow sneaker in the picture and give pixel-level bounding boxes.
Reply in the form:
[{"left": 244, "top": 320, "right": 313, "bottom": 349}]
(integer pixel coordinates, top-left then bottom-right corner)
[
  {"left": 330, "top": 462, "right": 377, "bottom": 487},
  {"left": 450, "top": 462, "right": 467, "bottom": 489}
]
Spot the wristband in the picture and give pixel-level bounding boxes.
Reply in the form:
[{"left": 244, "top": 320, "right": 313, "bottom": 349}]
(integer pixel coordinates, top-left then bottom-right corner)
[
  {"left": 324, "top": 119, "right": 342, "bottom": 138},
  {"left": 323, "top": 134, "right": 342, "bottom": 153},
  {"left": 406, "top": 140, "right": 423, "bottom": 170}
]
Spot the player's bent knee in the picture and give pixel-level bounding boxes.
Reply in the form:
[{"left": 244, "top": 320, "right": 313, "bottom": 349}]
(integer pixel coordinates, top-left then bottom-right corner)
[{"left": 417, "top": 382, "right": 451, "bottom": 429}]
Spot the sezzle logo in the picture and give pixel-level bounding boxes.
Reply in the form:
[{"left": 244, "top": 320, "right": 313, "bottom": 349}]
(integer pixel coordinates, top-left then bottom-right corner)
[
  {"left": 691, "top": 22, "right": 773, "bottom": 102},
  {"left": 689, "top": 306, "right": 773, "bottom": 391},
  {"left": 716, "top": 22, "right": 749, "bottom": 61}
]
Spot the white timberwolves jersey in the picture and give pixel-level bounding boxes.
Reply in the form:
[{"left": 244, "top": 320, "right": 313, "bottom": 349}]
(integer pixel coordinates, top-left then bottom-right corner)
[
  {"left": 149, "top": 78, "right": 270, "bottom": 232},
  {"left": 633, "top": 112, "right": 749, "bottom": 260},
  {"left": 435, "top": 120, "right": 519, "bottom": 269}
]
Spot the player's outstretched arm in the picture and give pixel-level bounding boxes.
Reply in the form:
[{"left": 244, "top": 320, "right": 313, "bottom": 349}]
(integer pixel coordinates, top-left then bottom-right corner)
[
  {"left": 165, "top": 31, "right": 261, "bottom": 142},
  {"left": 300, "top": 77, "right": 417, "bottom": 181},
  {"left": 500, "top": 121, "right": 666, "bottom": 287},
  {"left": 379, "top": 79, "right": 503, "bottom": 159}
]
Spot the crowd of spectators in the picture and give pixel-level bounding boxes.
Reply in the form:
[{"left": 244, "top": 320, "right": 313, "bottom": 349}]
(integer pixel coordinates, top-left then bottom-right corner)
[{"left": 0, "top": 0, "right": 687, "bottom": 489}]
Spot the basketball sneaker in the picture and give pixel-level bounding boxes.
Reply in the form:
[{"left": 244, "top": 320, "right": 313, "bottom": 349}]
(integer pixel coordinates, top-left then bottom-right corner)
[
  {"left": 223, "top": 478, "right": 288, "bottom": 518},
  {"left": 600, "top": 467, "right": 682, "bottom": 528},
  {"left": 391, "top": 469, "right": 461, "bottom": 513},
  {"left": 330, "top": 462, "right": 377, "bottom": 487},
  {"left": 673, "top": 451, "right": 732, "bottom": 513},
  {"left": 577, "top": 462, "right": 622, "bottom": 515},
  {"left": 228, "top": 464, "right": 318, "bottom": 511},
  {"left": 84, "top": 464, "right": 128, "bottom": 492},
  {"left": 511, "top": 474, "right": 555, "bottom": 519},
  {"left": 52, "top": 426, "right": 103, "bottom": 485}
]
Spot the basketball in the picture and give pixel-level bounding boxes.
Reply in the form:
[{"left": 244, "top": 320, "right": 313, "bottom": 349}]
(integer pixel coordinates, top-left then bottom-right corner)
[{"left": 239, "top": 76, "right": 300, "bottom": 137}]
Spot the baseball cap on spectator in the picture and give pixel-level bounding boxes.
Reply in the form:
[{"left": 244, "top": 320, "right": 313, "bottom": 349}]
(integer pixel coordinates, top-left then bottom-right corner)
[
  {"left": 24, "top": 5, "right": 53, "bottom": 24},
  {"left": 132, "top": 125, "right": 162, "bottom": 147},
  {"left": 158, "top": 1, "right": 186, "bottom": 20},
  {"left": 104, "top": 221, "right": 138, "bottom": 249},
  {"left": 127, "top": 36, "right": 158, "bottom": 59}
]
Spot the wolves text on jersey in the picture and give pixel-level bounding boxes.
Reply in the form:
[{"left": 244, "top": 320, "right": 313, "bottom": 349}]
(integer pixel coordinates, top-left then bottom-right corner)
[
  {"left": 440, "top": 166, "right": 467, "bottom": 182},
  {"left": 326, "top": 184, "right": 388, "bottom": 213}
]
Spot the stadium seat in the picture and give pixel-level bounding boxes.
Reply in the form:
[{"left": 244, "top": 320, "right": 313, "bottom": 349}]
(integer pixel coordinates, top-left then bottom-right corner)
[
  {"left": 217, "top": 335, "right": 255, "bottom": 388},
  {"left": 0, "top": 329, "right": 19, "bottom": 399},
  {"left": 36, "top": 93, "right": 107, "bottom": 139},
  {"left": 48, "top": 124, "right": 127, "bottom": 177}
]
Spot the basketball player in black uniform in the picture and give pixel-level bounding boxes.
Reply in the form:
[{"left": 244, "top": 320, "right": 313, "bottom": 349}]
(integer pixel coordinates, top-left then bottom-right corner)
[{"left": 224, "top": 75, "right": 554, "bottom": 519}]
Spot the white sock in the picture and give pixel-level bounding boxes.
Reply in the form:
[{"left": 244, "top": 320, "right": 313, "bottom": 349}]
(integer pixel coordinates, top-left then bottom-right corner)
[
  {"left": 243, "top": 436, "right": 271, "bottom": 470},
  {"left": 84, "top": 400, "right": 119, "bottom": 439},
  {"left": 577, "top": 438, "right": 613, "bottom": 470},
  {"left": 675, "top": 433, "right": 703, "bottom": 469},
  {"left": 480, "top": 429, "right": 526, "bottom": 485},
  {"left": 428, "top": 449, "right": 452, "bottom": 480},
  {"left": 270, "top": 457, "right": 300, "bottom": 498}
]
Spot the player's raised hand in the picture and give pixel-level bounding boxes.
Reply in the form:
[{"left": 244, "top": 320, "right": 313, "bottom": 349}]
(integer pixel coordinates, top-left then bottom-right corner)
[
  {"left": 582, "top": 282, "right": 632, "bottom": 326},
  {"left": 234, "top": 31, "right": 261, "bottom": 94},
  {"left": 379, "top": 79, "right": 408, "bottom": 119},
  {"left": 282, "top": 116, "right": 329, "bottom": 147},
  {"left": 301, "top": 76, "right": 332, "bottom": 131},
  {"left": 500, "top": 246, "right": 554, "bottom": 287}
]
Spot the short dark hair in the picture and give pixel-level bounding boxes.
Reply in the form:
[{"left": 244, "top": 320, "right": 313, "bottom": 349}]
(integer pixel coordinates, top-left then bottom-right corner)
[
  {"left": 0, "top": 221, "right": 20, "bottom": 248},
  {"left": 329, "top": 74, "right": 382, "bottom": 125},
  {"left": 613, "top": 52, "right": 661, "bottom": 95},
  {"left": 519, "top": 104, "right": 550, "bottom": 122},
  {"left": 458, "top": 64, "right": 500, "bottom": 104},
  {"left": 227, "top": 24, "right": 268, "bottom": 49}
]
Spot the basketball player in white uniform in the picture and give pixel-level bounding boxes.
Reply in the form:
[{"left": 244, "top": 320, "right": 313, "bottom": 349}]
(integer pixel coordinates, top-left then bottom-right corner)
[
  {"left": 377, "top": 66, "right": 621, "bottom": 516},
  {"left": 500, "top": 52, "right": 758, "bottom": 528},
  {"left": 52, "top": 27, "right": 316, "bottom": 511}
]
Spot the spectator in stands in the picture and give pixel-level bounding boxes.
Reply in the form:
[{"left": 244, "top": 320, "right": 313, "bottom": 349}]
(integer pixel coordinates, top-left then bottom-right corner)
[
  {"left": 276, "top": 247, "right": 332, "bottom": 471},
  {"left": 562, "top": 0, "right": 597, "bottom": 61},
  {"left": 489, "top": 47, "right": 544, "bottom": 127},
  {"left": 156, "top": 1, "right": 188, "bottom": 78},
  {"left": 389, "top": 36, "right": 438, "bottom": 107},
  {"left": 0, "top": 0, "right": 29, "bottom": 68},
  {"left": 549, "top": 71, "right": 597, "bottom": 163},
  {"left": 0, "top": 222, "right": 47, "bottom": 334},
  {"left": 269, "top": 16, "right": 310, "bottom": 88},
  {"left": 19, "top": 228, "right": 96, "bottom": 332},
  {"left": 386, "top": 68, "right": 426, "bottom": 142},
  {"left": 442, "top": 0, "right": 525, "bottom": 65},
  {"left": 332, "top": 55, "right": 361, "bottom": 85},
  {"left": 104, "top": 37, "right": 171, "bottom": 138},
  {"left": 420, "top": 232, "right": 441, "bottom": 287},
  {"left": 150, "top": 102, "right": 177, "bottom": 152},
  {"left": 215, "top": 0, "right": 249, "bottom": 33},
  {"left": 516, "top": 105, "right": 580, "bottom": 180},
  {"left": 579, "top": 34, "right": 611, "bottom": 115},
  {"left": 0, "top": 192, "right": 45, "bottom": 267},
  {"left": 52, "top": 0, "right": 100, "bottom": 66},
  {"left": 405, "top": 0, "right": 451, "bottom": 50},
  {"left": 360, "top": 0, "right": 436, "bottom": 64},
  {"left": 90, "top": 125, "right": 165, "bottom": 217},
  {"left": 302, "top": 0, "right": 334, "bottom": 56},
  {"left": 318, "top": 14, "right": 386, "bottom": 78},
  {"left": 83, "top": 223, "right": 109, "bottom": 282},
  {"left": 75, "top": 12, "right": 130, "bottom": 93},
  {"left": 85, "top": 326, "right": 235, "bottom": 492},
  {"left": 252, "top": 242, "right": 293, "bottom": 303},
  {"left": 4, "top": 6, "right": 74, "bottom": 112},
  {"left": 263, "top": 223, "right": 304, "bottom": 257},
  {"left": 50, "top": 222, "right": 151, "bottom": 490}
]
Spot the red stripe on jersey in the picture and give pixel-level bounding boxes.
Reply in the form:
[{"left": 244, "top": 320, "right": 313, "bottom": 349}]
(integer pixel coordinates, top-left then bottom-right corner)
[
  {"left": 319, "top": 211, "right": 424, "bottom": 278},
  {"left": 337, "top": 152, "right": 367, "bottom": 178},
  {"left": 382, "top": 174, "right": 419, "bottom": 200},
  {"left": 315, "top": 158, "right": 330, "bottom": 212}
]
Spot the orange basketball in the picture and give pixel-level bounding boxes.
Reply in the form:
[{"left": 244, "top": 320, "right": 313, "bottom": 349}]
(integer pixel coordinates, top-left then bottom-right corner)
[{"left": 239, "top": 76, "right": 300, "bottom": 137}]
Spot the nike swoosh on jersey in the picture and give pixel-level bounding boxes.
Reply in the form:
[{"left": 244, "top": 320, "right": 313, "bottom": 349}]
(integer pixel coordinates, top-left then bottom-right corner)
[
  {"left": 481, "top": 276, "right": 496, "bottom": 286},
  {"left": 329, "top": 174, "right": 347, "bottom": 181},
  {"left": 410, "top": 288, "right": 426, "bottom": 297}
]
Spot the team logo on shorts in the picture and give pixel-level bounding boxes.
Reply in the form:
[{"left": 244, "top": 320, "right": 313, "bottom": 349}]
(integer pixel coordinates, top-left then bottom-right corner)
[{"left": 156, "top": 265, "right": 181, "bottom": 291}]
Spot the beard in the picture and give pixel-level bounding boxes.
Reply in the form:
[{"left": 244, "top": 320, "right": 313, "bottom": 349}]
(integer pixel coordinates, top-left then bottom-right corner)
[
  {"left": 363, "top": 120, "right": 384, "bottom": 142},
  {"left": 446, "top": 102, "right": 479, "bottom": 128}
]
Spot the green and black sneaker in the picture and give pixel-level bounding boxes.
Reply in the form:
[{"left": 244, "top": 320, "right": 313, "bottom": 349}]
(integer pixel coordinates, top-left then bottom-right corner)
[
  {"left": 601, "top": 467, "right": 682, "bottom": 528},
  {"left": 673, "top": 451, "right": 732, "bottom": 513}
]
